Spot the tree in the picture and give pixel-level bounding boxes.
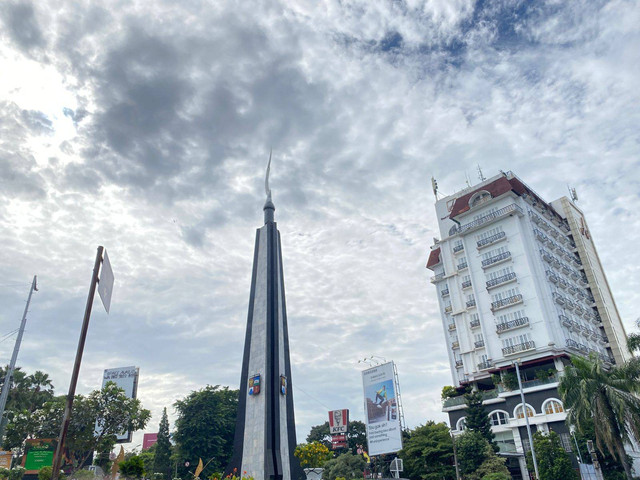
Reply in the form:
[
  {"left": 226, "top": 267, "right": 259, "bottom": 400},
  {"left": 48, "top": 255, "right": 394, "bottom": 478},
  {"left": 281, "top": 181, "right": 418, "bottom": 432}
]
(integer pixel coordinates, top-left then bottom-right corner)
[
  {"left": 153, "top": 408, "right": 172, "bottom": 479},
  {"left": 464, "top": 391, "right": 496, "bottom": 451},
  {"left": 558, "top": 354, "right": 640, "bottom": 479},
  {"left": 627, "top": 319, "right": 640, "bottom": 354},
  {"left": 120, "top": 455, "right": 145, "bottom": 479},
  {"left": 321, "top": 453, "right": 366, "bottom": 480},
  {"left": 294, "top": 442, "right": 332, "bottom": 468},
  {"left": 3, "top": 383, "right": 150, "bottom": 470},
  {"left": 455, "top": 431, "right": 488, "bottom": 477},
  {"left": 525, "top": 431, "right": 576, "bottom": 480},
  {"left": 0, "top": 367, "right": 55, "bottom": 417},
  {"left": 306, "top": 421, "right": 367, "bottom": 455},
  {"left": 173, "top": 385, "right": 238, "bottom": 478},
  {"left": 398, "top": 421, "right": 455, "bottom": 480},
  {"left": 573, "top": 421, "right": 628, "bottom": 480}
]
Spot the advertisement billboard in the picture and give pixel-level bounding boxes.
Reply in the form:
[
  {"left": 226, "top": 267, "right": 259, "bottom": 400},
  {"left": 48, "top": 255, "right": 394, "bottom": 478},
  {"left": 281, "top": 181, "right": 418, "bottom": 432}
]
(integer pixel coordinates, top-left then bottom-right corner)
[
  {"left": 143, "top": 433, "right": 158, "bottom": 450},
  {"left": 328, "top": 409, "right": 349, "bottom": 434},
  {"left": 361, "top": 362, "right": 402, "bottom": 456},
  {"left": 100, "top": 366, "right": 139, "bottom": 443}
]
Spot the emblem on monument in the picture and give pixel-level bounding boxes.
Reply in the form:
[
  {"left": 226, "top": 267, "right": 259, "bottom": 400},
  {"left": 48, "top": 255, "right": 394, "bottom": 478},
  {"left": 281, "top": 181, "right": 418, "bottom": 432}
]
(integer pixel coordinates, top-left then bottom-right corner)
[{"left": 249, "top": 374, "right": 261, "bottom": 396}]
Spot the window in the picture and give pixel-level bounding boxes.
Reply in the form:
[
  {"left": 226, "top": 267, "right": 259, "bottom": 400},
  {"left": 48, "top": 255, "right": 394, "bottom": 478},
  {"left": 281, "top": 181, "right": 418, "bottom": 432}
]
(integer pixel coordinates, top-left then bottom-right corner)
[
  {"left": 470, "top": 313, "right": 480, "bottom": 322},
  {"left": 456, "top": 417, "right": 467, "bottom": 431},
  {"left": 473, "top": 206, "right": 498, "bottom": 220},
  {"left": 559, "top": 433, "right": 572, "bottom": 452},
  {"left": 544, "top": 399, "right": 564, "bottom": 414},
  {"left": 482, "top": 246, "right": 508, "bottom": 261},
  {"left": 477, "top": 226, "right": 504, "bottom": 242},
  {"left": 502, "top": 333, "right": 532, "bottom": 349},
  {"left": 454, "top": 239, "right": 464, "bottom": 250},
  {"left": 489, "top": 411, "right": 509, "bottom": 426},
  {"left": 470, "top": 191, "right": 492, "bottom": 208},
  {"left": 458, "top": 256, "right": 468, "bottom": 267},
  {"left": 467, "top": 294, "right": 475, "bottom": 302},
  {"left": 486, "top": 266, "right": 514, "bottom": 281},
  {"left": 496, "top": 310, "right": 526, "bottom": 324},
  {"left": 515, "top": 404, "right": 534, "bottom": 419},
  {"left": 491, "top": 287, "right": 520, "bottom": 302}
]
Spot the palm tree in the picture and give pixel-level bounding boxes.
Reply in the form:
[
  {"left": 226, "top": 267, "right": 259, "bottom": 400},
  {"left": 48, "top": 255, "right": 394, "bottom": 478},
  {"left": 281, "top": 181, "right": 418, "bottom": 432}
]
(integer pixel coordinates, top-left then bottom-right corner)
[
  {"left": 558, "top": 354, "right": 640, "bottom": 479},
  {"left": 627, "top": 318, "right": 640, "bottom": 354}
]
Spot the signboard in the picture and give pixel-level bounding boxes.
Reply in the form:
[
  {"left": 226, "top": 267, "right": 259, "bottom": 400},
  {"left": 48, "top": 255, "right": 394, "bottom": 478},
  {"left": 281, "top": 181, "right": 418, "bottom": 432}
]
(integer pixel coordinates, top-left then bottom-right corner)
[
  {"left": 99, "top": 366, "right": 139, "bottom": 443},
  {"left": 97, "top": 249, "right": 114, "bottom": 313},
  {"left": 362, "top": 362, "right": 402, "bottom": 456},
  {"left": 329, "top": 409, "right": 349, "bottom": 434},
  {"left": 143, "top": 433, "right": 158, "bottom": 450},
  {"left": 0, "top": 451, "right": 11, "bottom": 469},
  {"left": 22, "top": 439, "right": 55, "bottom": 474}
]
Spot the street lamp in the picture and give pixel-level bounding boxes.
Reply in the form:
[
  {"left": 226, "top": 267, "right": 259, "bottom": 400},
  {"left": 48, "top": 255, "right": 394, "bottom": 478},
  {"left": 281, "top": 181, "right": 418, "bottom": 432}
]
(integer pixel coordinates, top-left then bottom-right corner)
[{"left": 514, "top": 359, "right": 539, "bottom": 480}]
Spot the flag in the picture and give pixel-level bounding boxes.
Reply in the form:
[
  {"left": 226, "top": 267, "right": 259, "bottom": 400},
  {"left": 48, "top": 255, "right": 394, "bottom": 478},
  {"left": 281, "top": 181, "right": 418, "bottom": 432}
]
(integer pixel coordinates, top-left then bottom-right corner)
[
  {"left": 111, "top": 446, "right": 124, "bottom": 479},
  {"left": 194, "top": 458, "right": 203, "bottom": 479}
]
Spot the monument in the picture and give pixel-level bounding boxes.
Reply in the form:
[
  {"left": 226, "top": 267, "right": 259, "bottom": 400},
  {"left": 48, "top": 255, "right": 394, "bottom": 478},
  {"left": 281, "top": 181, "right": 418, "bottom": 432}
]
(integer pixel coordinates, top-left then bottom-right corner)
[{"left": 226, "top": 157, "right": 305, "bottom": 480}]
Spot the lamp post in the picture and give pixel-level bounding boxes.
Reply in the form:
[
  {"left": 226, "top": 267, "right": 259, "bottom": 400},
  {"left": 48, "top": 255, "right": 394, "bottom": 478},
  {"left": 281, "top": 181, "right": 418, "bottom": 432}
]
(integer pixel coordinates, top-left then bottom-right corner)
[{"left": 514, "top": 359, "right": 539, "bottom": 480}]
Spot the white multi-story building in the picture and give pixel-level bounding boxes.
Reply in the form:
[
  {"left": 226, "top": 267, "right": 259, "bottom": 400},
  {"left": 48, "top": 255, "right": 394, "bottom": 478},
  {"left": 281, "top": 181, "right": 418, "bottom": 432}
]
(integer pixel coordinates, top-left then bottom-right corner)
[{"left": 426, "top": 171, "right": 632, "bottom": 478}]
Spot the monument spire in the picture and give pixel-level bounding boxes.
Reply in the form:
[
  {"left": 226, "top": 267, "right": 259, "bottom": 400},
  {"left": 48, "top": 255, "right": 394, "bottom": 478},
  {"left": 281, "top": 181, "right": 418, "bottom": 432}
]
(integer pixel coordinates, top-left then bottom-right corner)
[
  {"left": 226, "top": 153, "right": 304, "bottom": 480},
  {"left": 264, "top": 150, "right": 275, "bottom": 224}
]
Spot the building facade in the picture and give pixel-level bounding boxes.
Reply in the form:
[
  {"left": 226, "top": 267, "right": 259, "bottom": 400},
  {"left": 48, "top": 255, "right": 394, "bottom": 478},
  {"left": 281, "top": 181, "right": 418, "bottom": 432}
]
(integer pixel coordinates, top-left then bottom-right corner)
[{"left": 426, "top": 171, "right": 631, "bottom": 478}]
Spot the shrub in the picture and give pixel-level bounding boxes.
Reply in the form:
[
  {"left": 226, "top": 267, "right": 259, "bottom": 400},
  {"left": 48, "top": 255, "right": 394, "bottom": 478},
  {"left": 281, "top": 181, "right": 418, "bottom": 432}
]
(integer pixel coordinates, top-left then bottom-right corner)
[
  {"left": 38, "top": 467, "right": 53, "bottom": 480},
  {"left": 8, "top": 467, "right": 25, "bottom": 480}
]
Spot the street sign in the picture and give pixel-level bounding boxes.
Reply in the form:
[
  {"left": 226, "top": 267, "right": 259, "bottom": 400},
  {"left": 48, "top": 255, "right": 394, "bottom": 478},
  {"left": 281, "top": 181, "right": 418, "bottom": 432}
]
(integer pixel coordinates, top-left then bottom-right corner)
[{"left": 98, "top": 249, "right": 114, "bottom": 313}]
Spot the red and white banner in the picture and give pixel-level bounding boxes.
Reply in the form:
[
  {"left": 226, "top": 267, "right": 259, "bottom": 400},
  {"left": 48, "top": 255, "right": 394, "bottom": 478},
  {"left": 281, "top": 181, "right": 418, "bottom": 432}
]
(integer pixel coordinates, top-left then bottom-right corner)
[{"left": 328, "top": 409, "right": 349, "bottom": 434}]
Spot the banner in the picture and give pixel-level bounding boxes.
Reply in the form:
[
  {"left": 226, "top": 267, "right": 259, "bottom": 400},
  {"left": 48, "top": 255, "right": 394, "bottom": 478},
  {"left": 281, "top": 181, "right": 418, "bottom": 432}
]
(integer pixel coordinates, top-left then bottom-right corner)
[
  {"left": 361, "top": 362, "right": 402, "bottom": 456},
  {"left": 99, "top": 366, "right": 139, "bottom": 442},
  {"left": 328, "top": 409, "right": 349, "bottom": 434}
]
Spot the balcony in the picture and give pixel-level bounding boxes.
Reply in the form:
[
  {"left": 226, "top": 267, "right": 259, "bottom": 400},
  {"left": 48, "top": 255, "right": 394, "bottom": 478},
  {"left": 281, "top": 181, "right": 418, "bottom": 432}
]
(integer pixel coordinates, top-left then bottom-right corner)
[
  {"left": 486, "top": 272, "right": 517, "bottom": 289},
  {"left": 482, "top": 251, "right": 512, "bottom": 268},
  {"left": 491, "top": 294, "right": 523, "bottom": 311},
  {"left": 477, "top": 231, "right": 506, "bottom": 249},
  {"left": 533, "top": 228, "right": 548, "bottom": 243},
  {"left": 461, "top": 280, "right": 472, "bottom": 289},
  {"left": 470, "top": 318, "right": 481, "bottom": 328},
  {"left": 466, "top": 299, "right": 477, "bottom": 308},
  {"left": 579, "top": 274, "right": 588, "bottom": 286},
  {"left": 453, "top": 244, "right": 465, "bottom": 253},
  {"left": 573, "top": 256, "right": 582, "bottom": 266},
  {"left": 478, "top": 360, "right": 493, "bottom": 370},
  {"left": 474, "top": 339, "right": 485, "bottom": 349},
  {"left": 451, "top": 341, "right": 460, "bottom": 349},
  {"left": 457, "top": 262, "right": 468, "bottom": 271},
  {"left": 546, "top": 270, "right": 558, "bottom": 283},
  {"left": 496, "top": 316, "right": 529, "bottom": 333},
  {"left": 448, "top": 323, "right": 456, "bottom": 331},
  {"left": 445, "top": 305, "right": 452, "bottom": 313},
  {"left": 559, "top": 314, "right": 574, "bottom": 329},
  {"left": 502, "top": 341, "right": 535, "bottom": 356},
  {"left": 430, "top": 273, "right": 445, "bottom": 283},
  {"left": 561, "top": 263, "right": 572, "bottom": 275},
  {"left": 599, "top": 334, "right": 609, "bottom": 344},
  {"left": 566, "top": 338, "right": 581, "bottom": 351},
  {"left": 540, "top": 249, "right": 554, "bottom": 262},
  {"left": 455, "top": 359, "right": 463, "bottom": 367},
  {"left": 552, "top": 292, "right": 566, "bottom": 306},
  {"left": 600, "top": 353, "right": 614, "bottom": 365},
  {"left": 452, "top": 203, "right": 524, "bottom": 235},
  {"left": 441, "top": 288, "right": 450, "bottom": 297}
]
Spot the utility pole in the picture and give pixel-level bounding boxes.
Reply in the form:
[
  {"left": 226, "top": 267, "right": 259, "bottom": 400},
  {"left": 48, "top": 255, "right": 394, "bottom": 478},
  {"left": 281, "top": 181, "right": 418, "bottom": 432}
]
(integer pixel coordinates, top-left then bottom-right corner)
[
  {"left": 0, "top": 275, "right": 38, "bottom": 441},
  {"left": 451, "top": 431, "right": 461, "bottom": 480},
  {"left": 51, "top": 247, "right": 105, "bottom": 480},
  {"left": 514, "top": 360, "right": 539, "bottom": 480}
]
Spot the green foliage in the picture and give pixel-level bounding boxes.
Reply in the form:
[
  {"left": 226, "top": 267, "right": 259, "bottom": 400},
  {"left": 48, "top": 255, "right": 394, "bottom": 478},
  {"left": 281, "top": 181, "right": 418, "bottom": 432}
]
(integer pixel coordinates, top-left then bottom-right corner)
[
  {"left": 480, "top": 474, "right": 510, "bottom": 480},
  {"left": 173, "top": 385, "right": 238, "bottom": 478},
  {"left": 474, "top": 447, "right": 510, "bottom": 480},
  {"left": 153, "top": 407, "right": 172, "bottom": 479},
  {"left": 441, "top": 386, "right": 458, "bottom": 400},
  {"left": 525, "top": 432, "right": 576, "bottom": 480},
  {"left": 70, "top": 471, "right": 94, "bottom": 480},
  {"left": 120, "top": 456, "right": 145, "bottom": 479},
  {"left": 572, "top": 421, "right": 628, "bottom": 480},
  {"left": 294, "top": 442, "right": 332, "bottom": 468},
  {"left": 305, "top": 421, "right": 367, "bottom": 455},
  {"left": 455, "top": 431, "right": 488, "bottom": 476},
  {"left": 533, "top": 369, "right": 555, "bottom": 381},
  {"left": 559, "top": 354, "right": 640, "bottom": 479},
  {"left": 464, "top": 391, "right": 497, "bottom": 451},
  {"left": 7, "top": 468, "right": 24, "bottom": 480},
  {"left": 37, "top": 466, "right": 52, "bottom": 480},
  {"left": 501, "top": 373, "right": 519, "bottom": 391},
  {"left": 321, "top": 453, "right": 366, "bottom": 480},
  {"left": 0, "top": 468, "right": 9, "bottom": 480},
  {"left": 138, "top": 444, "right": 156, "bottom": 476},
  {"left": 398, "top": 421, "right": 455, "bottom": 480}
]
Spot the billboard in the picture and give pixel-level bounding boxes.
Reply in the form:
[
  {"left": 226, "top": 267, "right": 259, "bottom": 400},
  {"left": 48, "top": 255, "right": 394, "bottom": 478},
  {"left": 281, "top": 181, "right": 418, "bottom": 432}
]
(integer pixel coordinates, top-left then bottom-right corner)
[
  {"left": 22, "top": 439, "right": 55, "bottom": 474},
  {"left": 100, "top": 366, "right": 139, "bottom": 443},
  {"left": 328, "top": 409, "right": 349, "bottom": 434},
  {"left": 362, "top": 362, "right": 402, "bottom": 456},
  {"left": 143, "top": 433, "right": 158, "bottom": 450}
]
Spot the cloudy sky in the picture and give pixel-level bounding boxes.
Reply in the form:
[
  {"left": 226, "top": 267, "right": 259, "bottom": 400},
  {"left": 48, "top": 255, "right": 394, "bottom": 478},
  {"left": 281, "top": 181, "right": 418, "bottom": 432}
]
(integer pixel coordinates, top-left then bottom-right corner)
[{"left": 1, "top": 0, "right": 639, "bottom": 450}]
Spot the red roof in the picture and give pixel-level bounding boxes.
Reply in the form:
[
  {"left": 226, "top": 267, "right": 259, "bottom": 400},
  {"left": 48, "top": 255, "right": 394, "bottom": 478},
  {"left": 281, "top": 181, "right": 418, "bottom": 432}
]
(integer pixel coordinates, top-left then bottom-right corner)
[
  {"left": 448, "top": 177, "right": 515, "bottom": 218},
  {"left": 426, "top": 247, "right": 441, "bottom": 269}
]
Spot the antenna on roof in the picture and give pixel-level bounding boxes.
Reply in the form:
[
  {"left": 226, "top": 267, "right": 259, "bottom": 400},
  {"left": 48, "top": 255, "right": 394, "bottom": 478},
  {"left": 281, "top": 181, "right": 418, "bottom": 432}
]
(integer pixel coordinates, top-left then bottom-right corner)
[
  {"left": 477, "top": 164, "right": 485, "bottom": 182},
  {"left": 431, "top": 176, "right": 439, "bottom": 200},
  {"left": 464, "top": 172, "right": 471, "bottom": 187},
  {"left": 568, "top": 185, "right": 578, "bottom": 203}
]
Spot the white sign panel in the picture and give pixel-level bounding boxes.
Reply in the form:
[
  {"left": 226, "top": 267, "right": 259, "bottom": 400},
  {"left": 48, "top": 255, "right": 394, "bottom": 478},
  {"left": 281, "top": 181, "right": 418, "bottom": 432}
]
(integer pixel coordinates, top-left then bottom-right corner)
[
  {"left": 329, "top": 409, "right": 349, "bottom": 434},
  {"left": 362, "top": 362, "right": 402, "bottom": 456},
  {"left": 98, "top": 249, "right": 114, "bottom": 313},
  {"left": 99, "top": 366, "right": 139, "bottom": 442}
]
